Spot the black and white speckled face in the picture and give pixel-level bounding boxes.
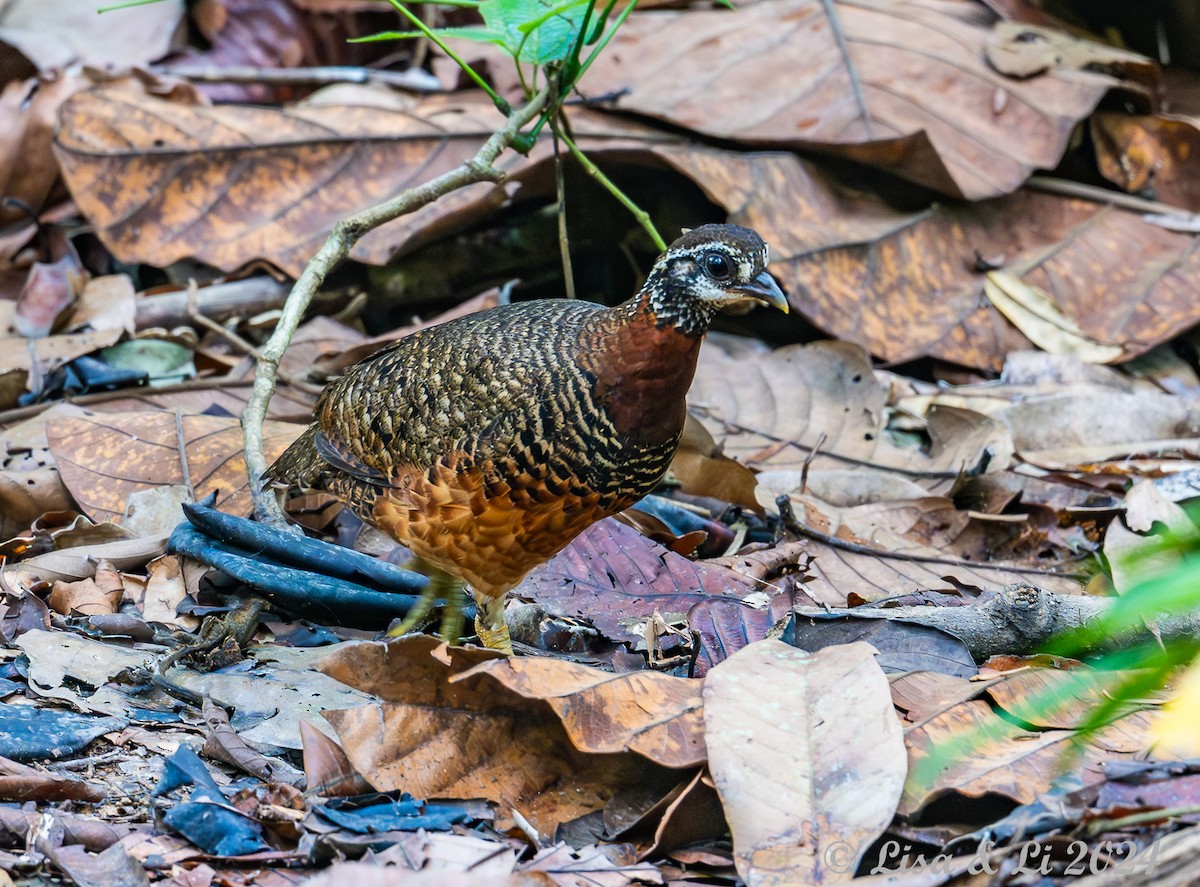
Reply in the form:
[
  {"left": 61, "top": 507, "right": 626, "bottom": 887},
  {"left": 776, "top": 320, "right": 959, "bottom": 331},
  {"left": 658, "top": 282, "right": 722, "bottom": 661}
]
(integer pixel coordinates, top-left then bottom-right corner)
[{"left": 641, "top": 224, "right": 785, "bottom": 336}]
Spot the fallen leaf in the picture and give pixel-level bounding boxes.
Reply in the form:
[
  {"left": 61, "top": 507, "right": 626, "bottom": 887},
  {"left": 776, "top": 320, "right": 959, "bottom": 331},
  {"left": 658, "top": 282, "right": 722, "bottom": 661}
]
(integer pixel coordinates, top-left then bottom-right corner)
[
  {"left": 65, "top": 274, "right": 136, "bottom": 335},
  {"left": 767, "top": 492, "right": 1082, "bottom": 606},
  {"left": 0, "top": 755, "right": 105, "bottom": 802},
  {"left": 983, "top": 666, "right": 1130, "bottom": 730},
  {"left": 690, "top": 341, "right": 1012, "bottom": 494},
  {"left": 12, "top": 255, "right": 86, "bottom": 339},
  {"left": 703, "top": 640, "right": 906, "bottom": 885},
  {"left": 519, "top": 843, "right": 663, "bottom": 886},
  {"left": 46, "top": 410, "right": 304, "bottom": 520},
  {"left": 455, "top": 656, "right": 705, "bottom": 767},
  {"left": 47, "top": 564, "right": 123, "bottom": 616},
  {"left": 759, "top": 187, "right": 1200, "bottom": 369},
  {"left": 53, "top": 89, "right": 646, "bottom": 276},
  {"left": 999, "top": 391, "right": 1200, "bottom": 467},
  {"left": 318, "top": 636, "right": 685, "bottom": 837},
  {"left": 583, "top": 0, "right": 1125, "bottom": 199},
  {"left": 0, "top": 0, "right": 184, "bottom": 71},
  {"left": 0, "top": 303, "right": 122, "bottom": 377},
  {"left": 985, "top": 21, "right": 1157, "bottom": 83},
  {"left": 0, "top": 70, "right": 90, "bottom": 235},
  {"left": 984, "top": 270, "right": 1125, "bottom": 364},
  {"left": 514, "top": 518, "right": 760, "bottom": 646},
  {"left": 139, "top": 555, "right": 190, "bottom": 625}
]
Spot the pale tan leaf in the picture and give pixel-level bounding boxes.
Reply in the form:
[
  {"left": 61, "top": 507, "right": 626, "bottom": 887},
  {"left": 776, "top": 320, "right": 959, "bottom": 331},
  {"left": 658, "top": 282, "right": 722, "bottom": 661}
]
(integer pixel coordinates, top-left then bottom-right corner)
[
  {"left": 984, "top": 271, "right": 1124, "bottom": 364},
  {"left": 703, "top": 640, "right": 905, "bottom": 885},
  {"left": 0, "top": 0, "right": 183, "bottom": 71}
]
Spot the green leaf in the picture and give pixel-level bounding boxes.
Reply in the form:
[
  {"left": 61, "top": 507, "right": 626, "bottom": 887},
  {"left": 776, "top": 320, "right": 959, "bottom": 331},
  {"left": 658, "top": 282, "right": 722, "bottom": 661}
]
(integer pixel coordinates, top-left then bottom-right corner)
[{"left": 480, "top": 0, "right": 591, "bottom": 63}]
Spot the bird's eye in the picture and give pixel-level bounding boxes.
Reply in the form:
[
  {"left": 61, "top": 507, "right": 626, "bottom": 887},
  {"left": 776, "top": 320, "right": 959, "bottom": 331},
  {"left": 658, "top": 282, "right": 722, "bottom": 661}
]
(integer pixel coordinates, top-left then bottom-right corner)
[{"left": 704, "top": 252, "right": 732, "bottom": 280}]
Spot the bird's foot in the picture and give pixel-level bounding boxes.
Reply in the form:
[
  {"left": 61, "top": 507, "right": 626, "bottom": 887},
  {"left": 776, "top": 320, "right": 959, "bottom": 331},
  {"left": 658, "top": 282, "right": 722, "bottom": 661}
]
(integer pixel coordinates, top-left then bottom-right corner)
[{"left": 474, "top": 594, "right": 514, "bottom": 654}]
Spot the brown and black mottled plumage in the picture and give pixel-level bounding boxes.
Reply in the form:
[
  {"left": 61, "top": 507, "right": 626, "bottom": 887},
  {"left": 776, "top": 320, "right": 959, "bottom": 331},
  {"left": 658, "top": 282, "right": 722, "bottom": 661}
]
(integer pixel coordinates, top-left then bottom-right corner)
[{"left": 266, "top": 224, "right": 786, "bottom": 651}]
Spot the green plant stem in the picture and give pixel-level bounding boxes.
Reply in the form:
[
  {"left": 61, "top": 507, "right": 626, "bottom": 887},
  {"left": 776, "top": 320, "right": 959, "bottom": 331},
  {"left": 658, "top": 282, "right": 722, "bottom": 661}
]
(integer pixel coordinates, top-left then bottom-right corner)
[
  {"left": 383, "top": 0, "right": 511, "bottom": 113},
  {"left": 243, "top": 85, "right": 554, "bottom": 526},
  {"left": 556, "top": 125, "right": 665, "bottom": 250}
]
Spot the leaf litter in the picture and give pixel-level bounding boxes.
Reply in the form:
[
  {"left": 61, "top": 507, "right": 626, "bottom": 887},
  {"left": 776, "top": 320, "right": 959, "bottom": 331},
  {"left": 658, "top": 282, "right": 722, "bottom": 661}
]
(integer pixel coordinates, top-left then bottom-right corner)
[{"left": 3, "top": 0, "right": 1200, "bottom": 885}]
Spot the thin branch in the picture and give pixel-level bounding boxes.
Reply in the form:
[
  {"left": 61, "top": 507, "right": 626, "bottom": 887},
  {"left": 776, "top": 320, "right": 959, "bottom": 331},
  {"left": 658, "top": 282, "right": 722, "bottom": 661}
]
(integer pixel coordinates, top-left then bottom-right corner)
[
  {"left": 551, "top": 109, "right": 577, "bottom": 299},
  {"left": 243, "top": 86, "right": 554, "bottom": 526},
  {"left": 775, "top": 494, "right": 1088, "bottom": 581},
  {"left": 186, "top": 282, "right": 323, "bottom": 395},
  {"left": 690, "top": 405, "right": 969, "bottom": 480},
  {"left": 1025, "top": 174, "right": 1195, "bottom": 217},
  {"left": 148, "top": 64, "right": 442, "bottom": 93},
  {"left": 174, "top": 409, "right": 197, "bottom": 503}
]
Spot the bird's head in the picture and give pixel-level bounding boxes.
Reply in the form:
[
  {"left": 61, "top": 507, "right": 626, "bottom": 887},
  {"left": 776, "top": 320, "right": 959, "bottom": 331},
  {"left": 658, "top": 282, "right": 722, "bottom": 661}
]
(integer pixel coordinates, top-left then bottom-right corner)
[{"left": 641, "top": 223, "right": 788, "bottom": 336}]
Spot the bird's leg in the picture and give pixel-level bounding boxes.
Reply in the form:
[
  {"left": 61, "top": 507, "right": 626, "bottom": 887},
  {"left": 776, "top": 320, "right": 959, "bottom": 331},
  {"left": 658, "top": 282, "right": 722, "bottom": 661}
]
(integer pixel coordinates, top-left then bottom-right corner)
[
  {"left": 473, "top": 591, "right": 513, "bottom": 654},
  {"left": 387, "top": 563, "right": 470, "bottom": 645}
]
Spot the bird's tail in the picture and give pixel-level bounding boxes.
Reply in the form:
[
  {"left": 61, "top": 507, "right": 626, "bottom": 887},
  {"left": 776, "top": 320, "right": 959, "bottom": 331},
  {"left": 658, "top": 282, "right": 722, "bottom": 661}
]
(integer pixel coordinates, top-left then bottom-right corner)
[{"left": 263, "top": 425, "right": 325, "bottom": 490}]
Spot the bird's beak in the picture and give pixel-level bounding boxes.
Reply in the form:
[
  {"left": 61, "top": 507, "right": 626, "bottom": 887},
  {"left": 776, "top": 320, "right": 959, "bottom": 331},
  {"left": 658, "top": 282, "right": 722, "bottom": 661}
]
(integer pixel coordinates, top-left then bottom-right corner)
[{"left": 735, "top": 270, "right": 789, "bottom": 313}]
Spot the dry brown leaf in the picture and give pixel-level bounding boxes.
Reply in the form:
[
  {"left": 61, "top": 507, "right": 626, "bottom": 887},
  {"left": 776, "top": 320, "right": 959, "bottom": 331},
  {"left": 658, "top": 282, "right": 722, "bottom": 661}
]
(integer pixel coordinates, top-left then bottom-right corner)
[
  {"left": 1092, "top": 112, "right": 1200, "bottom": 211},
  {"left": 690, "top": 340, "right": 886, "bottom": 468},
  {"left": 299, "top": 833, "right": 525, "bottom": 886},
  {"left": 47, "top": 564, "right": 123, "bottom": 616},
  {"left": 691, "top": 341, "right": 1012, "bottom": 495},
  {"left": 0, "top": 466, "right": 73, "bottom": 538},
  {"left": 582, "top": 0, "right": 1122, "bottom": 199},
  {"left": 0, "top": 755, "right": 105, "bottom": 803},
  {"left": 12, "top": 534, "right": 169, "bottom": 585},
  {"left": 138, "top": 555, "right": 190, "bottom": 625},
  {"left": 769, "top": 189, "right": 1200, "bottom": 369},
  {"left": 519, "top": 844, "right": 664, "bottom": 886},
  {"left": 704, "top": 640, "right": 905, "bottom": 885},
  {"left": 983, "top": 270, "right": 1124, "bottom": 364},
  {"left": 53, "top": 89, "right": 646, "bottom": 276},
  {"left": 983, "top": 667, "right": 1130, "bottom": 730},
  {"left": 173, "top": 0, "right": 328, "bottom": 104},
  {"left": 84, "top": 380, "right": 315, "bottom": 422},
  {"left": 901, "top": 701, "right": 1169, "bottom": 816},
  {"left": 0, "top": 71, "right": 90, "bottom": 234},
  {"left": 45, "top": 410, "right": 304, "bottom": 520},
  {"left": 12, "top": 255, "right": 86, "bottom": 339},
  {"left": 0, "top": 302, "right": 122, "bottom": 376},
  {"left": 985, "top": 21, "right": 1158, "bottom": 83},
  {"left": 889, "top": 670, "right": 985, "bottom": 725},
  {"left": 65, "top": 275, "right": 136, "bottom": 335},
  {"left": 299, "top": 719, "right": 372, "bottom": 798},
  {"left": 902, "top": 698, "right": 1071, "bottom": 815},
  {"left": 769, "top": 492, "right": 1082, "bottom": 606},
  {"left": 454, "top": 657, "right": 705, "bottom": 768},
  {"left": 669, "top": 416, "right": 760, "bottom": 512},
  {"left": 317, "top": 636, "right": 683, "bottom": 837}
]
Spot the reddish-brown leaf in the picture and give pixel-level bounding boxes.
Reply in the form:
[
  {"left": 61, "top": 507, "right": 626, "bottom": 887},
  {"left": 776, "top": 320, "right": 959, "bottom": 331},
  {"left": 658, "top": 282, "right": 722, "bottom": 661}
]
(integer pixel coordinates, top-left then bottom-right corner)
[{"left": 582, "top": 0, "right": 1126, "bottom": 199}]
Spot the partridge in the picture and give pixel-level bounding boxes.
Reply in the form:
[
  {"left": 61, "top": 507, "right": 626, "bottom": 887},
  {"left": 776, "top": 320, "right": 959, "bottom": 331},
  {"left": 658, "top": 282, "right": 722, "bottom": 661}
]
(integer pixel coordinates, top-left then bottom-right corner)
[{"left": 266, "top": 224, "right": 786, "bottom": 651}]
